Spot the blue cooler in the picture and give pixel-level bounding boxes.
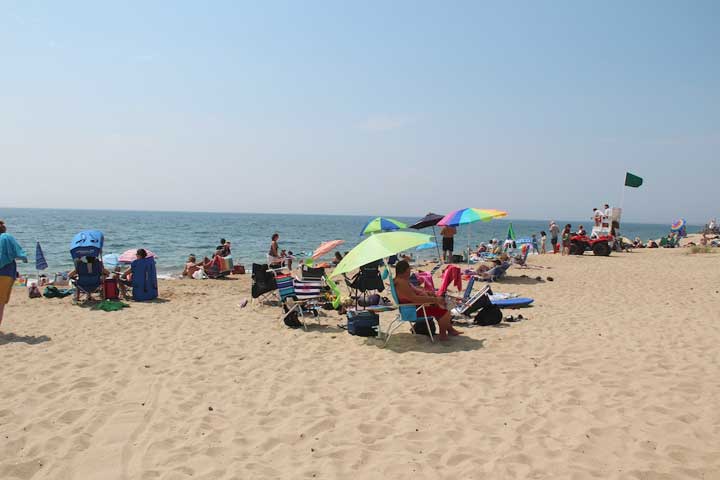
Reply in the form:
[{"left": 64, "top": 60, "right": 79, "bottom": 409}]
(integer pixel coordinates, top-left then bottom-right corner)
[{"left": 346, "top": 310, "right": 379, "bottom": 337}]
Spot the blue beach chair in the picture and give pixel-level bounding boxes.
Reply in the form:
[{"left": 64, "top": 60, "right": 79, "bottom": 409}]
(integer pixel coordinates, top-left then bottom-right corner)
[
  {"left": 72, "top": 257, "right": 104, "bottom": 299},
  {"left": 131, "top": 257, "right": 158, "bottom": 301},
  {"left": 384, "top": 270, "right": 436, "bottom": 346},
  {"left": 69, "top": 230, "right": 105, "bottom": 302}
]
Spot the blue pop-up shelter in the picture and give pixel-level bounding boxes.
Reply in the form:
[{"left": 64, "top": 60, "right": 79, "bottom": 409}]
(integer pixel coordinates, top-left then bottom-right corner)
[
  {"left": 69, "top": 230, "right": 105, "bottom": 297},
  {"left": 70, "top": 230, "right": 104, "bottom": 259}
]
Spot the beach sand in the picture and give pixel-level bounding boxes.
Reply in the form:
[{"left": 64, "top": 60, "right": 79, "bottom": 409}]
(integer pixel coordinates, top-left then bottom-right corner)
[{"left": 2, "top": 245, "right": 720, "bottom": 479}]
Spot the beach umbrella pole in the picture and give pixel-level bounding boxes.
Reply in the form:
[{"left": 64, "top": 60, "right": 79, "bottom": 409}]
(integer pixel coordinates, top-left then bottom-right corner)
[{"left": 431, "top": 226, "right": 442, "bottom": 262}]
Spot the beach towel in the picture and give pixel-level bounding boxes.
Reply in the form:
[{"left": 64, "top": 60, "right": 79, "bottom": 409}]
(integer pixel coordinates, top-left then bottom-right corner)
[
  {"left": 415, "top": 271, "right": 435, "bottom": 293},
  {"left": 92, "top": 300, "right": 130, "bottom": 312},
  {"left": 0, "top": 233, "right": 27, "bottom": 270},
  {"left": 438, "top": 265, "right": 462, "bottom": 296}
]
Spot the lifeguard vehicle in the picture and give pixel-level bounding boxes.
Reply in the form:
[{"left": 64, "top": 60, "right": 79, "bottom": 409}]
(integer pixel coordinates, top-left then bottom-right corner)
[{"left": 569, "top": 208, "right": 621, "bottom": 256}]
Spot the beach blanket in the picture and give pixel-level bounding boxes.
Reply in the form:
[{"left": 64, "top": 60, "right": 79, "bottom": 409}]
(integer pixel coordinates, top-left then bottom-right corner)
[
  {"left": 43, "top": 286, "right": 74, "bottom": 298},
  {"left": 0, "top": 233, "right": 27, "bottom": 270}
]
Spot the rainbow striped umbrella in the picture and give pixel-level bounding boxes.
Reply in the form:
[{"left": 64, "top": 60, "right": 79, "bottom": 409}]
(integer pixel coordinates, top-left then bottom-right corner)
[
  {"left": 437, "top": 208, "right": 508, "bottom": 226},
  {"left": 437, "top": 208, "right": 508, "bottom": 265},
  {"left": 670, "top": 218, "right": 686, "bottom": 232},
  {"left": 360, "top": 217, "right": 407, "bottom": 236}
]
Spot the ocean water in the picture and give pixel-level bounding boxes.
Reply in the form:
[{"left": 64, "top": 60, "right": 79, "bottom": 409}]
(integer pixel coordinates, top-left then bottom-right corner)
[{"left": 0, "top": 208, "right": 698, "bottom": 277}]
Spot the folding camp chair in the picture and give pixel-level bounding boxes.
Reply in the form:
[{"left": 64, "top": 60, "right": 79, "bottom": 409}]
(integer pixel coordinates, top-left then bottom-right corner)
[
  {"left": 251, "top": 263, "right": 278, "bottom": 306},
  {"left": 344, "top": 259, "right": 385, "bottom": 308},
  {"left": 300, "top": 265, "right": 325, "bottom": 282},
  {"left": 71, "top": 257, "right": 105, "bottom": 302},
  {"left": 383, "top": 270, "right": 436, "bottom": 346},
  {"left": 450, "top": 283, "right": 491, "bottom": 319},
  {"left": 277, "top": 274, "right": 322, "bottom": 330}
]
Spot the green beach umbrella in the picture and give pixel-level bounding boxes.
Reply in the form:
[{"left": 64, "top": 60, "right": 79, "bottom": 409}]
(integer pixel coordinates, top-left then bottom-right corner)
[
  {"left": 507, "top": 223, "right": 516, "bottom": 241},
  {"left": 331, "top": 231, "right": 432, "bottom": 278},
  {"left": 359, "top": 217, "right": 407, "bottom": 236}
]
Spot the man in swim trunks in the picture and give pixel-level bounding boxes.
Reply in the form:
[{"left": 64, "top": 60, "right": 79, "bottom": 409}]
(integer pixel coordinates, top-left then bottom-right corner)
[
  {"left": 393, "top": 260, "right": 461, "bottom": 341},
  {"left": 440, "top": 225, "right": 457, "bottom": 263}
]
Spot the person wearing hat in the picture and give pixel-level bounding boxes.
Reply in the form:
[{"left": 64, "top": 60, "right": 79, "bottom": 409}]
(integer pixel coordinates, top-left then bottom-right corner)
[{"left": 549, "top": 221, "right": 560, "bottom": 253}]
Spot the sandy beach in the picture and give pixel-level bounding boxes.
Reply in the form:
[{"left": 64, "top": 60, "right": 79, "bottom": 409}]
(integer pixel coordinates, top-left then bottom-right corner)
[{"left": 2, "top": 245, "right": 720, "bottom": 479}]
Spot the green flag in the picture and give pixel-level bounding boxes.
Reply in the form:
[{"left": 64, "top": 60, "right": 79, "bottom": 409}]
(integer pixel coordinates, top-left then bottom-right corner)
[
  {"left": 625, "top": 172, "right": 643, "bottom": 188},
  {"left": 507, "top": 223, "right": 516, "bottom": 241}
]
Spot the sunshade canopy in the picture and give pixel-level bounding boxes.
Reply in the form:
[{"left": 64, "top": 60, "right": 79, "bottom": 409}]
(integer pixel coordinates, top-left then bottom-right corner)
[{"left": 331, "top": 232, "right": 431, "bottom": 278}]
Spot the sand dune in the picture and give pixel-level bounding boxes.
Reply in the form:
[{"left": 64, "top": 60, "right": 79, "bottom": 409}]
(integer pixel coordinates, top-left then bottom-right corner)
[{"left": 2, "top": 247, "right": 720, "bottom": 479}]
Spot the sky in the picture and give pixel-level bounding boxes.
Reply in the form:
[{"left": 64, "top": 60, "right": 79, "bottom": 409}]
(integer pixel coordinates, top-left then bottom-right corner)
[{"left": 1, "top": 1, "right": 718, "bottom": 223}]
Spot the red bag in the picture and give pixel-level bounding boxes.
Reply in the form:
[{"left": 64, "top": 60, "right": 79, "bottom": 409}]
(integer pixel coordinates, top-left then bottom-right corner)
[
  {"left": 103, "top": 278, "right": 120, "bottom": 300},
  {"left": 232, "top": 265, "right": 245, "bottom": 274}
]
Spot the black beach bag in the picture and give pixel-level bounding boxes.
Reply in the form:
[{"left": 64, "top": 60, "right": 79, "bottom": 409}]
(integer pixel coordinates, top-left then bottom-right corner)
[
  {"left": 474, "top": 305, "right": 503, "bottom": 326},
  {"left": 412, "top": 318, "right": 437, "bottom": 336}
]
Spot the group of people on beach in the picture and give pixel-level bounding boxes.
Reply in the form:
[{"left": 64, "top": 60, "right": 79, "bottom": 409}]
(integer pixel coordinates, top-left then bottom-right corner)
[{"left": 182, "top": 239, "right": 232, "bottom": 278}]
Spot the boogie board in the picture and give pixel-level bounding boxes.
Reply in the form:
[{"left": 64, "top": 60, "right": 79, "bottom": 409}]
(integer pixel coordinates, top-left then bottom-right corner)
[{"left": 491, "top": 297, "right": 534, "bottom": 308}]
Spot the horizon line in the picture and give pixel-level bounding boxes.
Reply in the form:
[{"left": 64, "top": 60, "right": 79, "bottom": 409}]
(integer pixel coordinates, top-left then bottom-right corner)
[{"left": 0, "top": 206, "right": 705, "bottom": 227}]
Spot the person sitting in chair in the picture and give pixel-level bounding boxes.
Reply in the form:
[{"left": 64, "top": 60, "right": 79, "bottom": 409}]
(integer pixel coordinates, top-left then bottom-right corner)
[
  {"left": 119, "top": 249, "right": 147, "bottom": 298},
  {"left": 332, "top": 251, "right": 343, "bottom": 265},
  {"left": 68, "top": 256, "right": 110, "bottom": 302},
  {"left": 393, "top": 260, "right": 461, "bottom": 341}
]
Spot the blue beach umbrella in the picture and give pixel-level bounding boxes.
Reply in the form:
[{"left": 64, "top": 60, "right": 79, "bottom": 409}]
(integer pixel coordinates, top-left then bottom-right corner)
[
  {"left": 416, "top": 241, "right": 438, "bottom": 251},
  {"left": 35, "top": 241, "right": 48, "bottom": 271}
]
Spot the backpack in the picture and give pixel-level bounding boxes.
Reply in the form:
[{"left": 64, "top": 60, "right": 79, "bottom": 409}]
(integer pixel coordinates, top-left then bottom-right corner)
[
  {"left": 412, "top": 318, "right": 437, "bottom": 336},
  {"left": 474, "top": 305, "right": 503, "bottom": 326},
  {"left": 283, "top": 306, "right": 303, "bottom": 328}
]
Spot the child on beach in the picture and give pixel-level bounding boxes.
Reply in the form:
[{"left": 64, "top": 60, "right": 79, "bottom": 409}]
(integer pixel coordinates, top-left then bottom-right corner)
[
  {"left": 531, "top": 234, "right": 539, "bottom": 254},
  {"left": 539, "top": 231, "right": 547, "bottom": 254}
]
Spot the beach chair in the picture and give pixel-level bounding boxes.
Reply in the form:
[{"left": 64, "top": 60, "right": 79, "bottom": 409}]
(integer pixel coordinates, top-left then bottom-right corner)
[
  {"left": 277, "top": 274, "right": 322, "bottom": 330},
  {"left": 300, "top": 265, "right": 325, "bottom": 282},
  {"left": 251, "top": 263, "right": 278, "bottom": 306},
  {"left": 481, "top": 262, "right": 511, "bottom": 282},
  {"left": 383, "top": 271, "right": 436, "bottom": 346},
  {"left": 130, "top": 257, "right": 158, "bottom": 301},
  {"left": 344, "top": 259, "right": 385, "bottom": 308},
  {"left": 206, "top": 255, "right": 233, "bottom": 279},
  {"left": 293, "top": 277, "right": 325, "bottom": 301},
  {"left": 71, "top": 257, "right": 105, "bottom": 300},
  {"left": 450, "top": 283, "right": 492, "bottom": 318},
  {"left": 513, "top": 245, "right": 530, "bottom": 267}
]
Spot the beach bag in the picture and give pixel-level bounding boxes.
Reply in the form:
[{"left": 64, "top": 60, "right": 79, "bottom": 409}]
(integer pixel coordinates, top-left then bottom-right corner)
[
  {"left": 474, "top": 305, "right": 503, "bottom": 326},
  {"left": 43, "top": 285, "right": 74, "bottom": 298},
  {"left": 232, "top": 264, "right": 245, "bottom": 274},
  {"left": 283, "top": 306, "right": 303, "bottom": 328},
  {"left": 412, "top": 318, "right": 436, "bottom": 336},
  {"left": 357, "top": 293, "right": 381, "bottom": 307},
  {"left": 346, "top": 310, "right": 379, "bottom": 337}
]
